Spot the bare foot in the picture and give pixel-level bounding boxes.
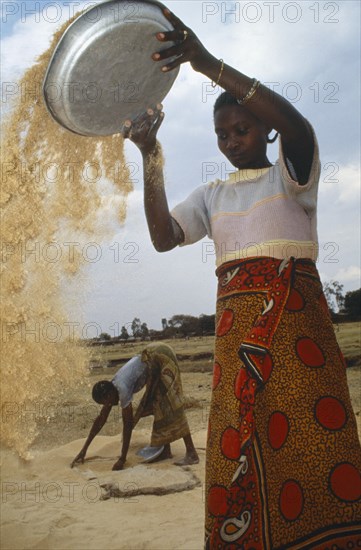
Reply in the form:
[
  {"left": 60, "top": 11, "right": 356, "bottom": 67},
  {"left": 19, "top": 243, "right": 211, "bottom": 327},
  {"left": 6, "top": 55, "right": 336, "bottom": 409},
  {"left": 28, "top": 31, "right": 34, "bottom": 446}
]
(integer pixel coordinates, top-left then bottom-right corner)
[{"left": 174, "top": 453, "right": 199, "bottom": 466}]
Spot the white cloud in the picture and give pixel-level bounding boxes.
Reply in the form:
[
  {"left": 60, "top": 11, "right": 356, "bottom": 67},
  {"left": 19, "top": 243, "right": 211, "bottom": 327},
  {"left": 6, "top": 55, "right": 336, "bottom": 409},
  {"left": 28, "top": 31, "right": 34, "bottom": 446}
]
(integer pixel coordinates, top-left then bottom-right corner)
[
  {"left": 322, "top": 164, "right": 361, "bottom": 204},
  {"left": 335, "top": 165, "right": 361, "bottom": 204},
  {"left": 334, "top": 266, "right": 361, "bottom": 284},
  {"left": 1, "top": 8, "right": 68, "bottom": 82}
]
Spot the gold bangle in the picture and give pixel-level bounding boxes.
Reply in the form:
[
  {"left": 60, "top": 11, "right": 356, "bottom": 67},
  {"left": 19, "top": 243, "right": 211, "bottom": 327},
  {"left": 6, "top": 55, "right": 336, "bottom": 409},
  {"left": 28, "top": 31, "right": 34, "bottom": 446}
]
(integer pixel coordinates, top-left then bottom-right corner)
[
  {"left": 237, "top": 78, "right": 261, "bottom": 104},
  {"left": 211, "top": 59, "right": 224, "bottom": 88}
]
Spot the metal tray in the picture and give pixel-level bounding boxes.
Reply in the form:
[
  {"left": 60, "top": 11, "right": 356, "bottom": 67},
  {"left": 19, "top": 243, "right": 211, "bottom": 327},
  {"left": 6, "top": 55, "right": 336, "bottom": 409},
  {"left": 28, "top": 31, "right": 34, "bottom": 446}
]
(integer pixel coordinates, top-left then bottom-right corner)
[
  {"left": 43, "top": 0, "right": 180, "bottom": 136},
  {"left": 136, "top": 445, "right": 165, "bottom": 462}
]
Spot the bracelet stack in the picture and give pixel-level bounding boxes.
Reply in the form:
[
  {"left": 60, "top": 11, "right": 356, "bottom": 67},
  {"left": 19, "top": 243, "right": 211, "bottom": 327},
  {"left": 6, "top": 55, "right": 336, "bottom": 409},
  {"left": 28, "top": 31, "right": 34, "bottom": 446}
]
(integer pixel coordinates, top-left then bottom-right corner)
[
  {"left": 237, "top": 78, "right": 261, "bottom": 104},
  {"left": 211, "top": 59, "right": 224, "bottom": 88},
  {"left": 210, "top": 63, "right": 261, "bottom": 103}
]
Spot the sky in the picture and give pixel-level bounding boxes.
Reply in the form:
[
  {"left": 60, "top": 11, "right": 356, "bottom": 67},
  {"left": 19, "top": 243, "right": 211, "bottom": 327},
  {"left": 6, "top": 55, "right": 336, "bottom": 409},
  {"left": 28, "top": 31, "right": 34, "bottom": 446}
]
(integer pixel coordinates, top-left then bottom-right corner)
[{"left": 1, "top": 0, "right": 360, "bottom": 335}]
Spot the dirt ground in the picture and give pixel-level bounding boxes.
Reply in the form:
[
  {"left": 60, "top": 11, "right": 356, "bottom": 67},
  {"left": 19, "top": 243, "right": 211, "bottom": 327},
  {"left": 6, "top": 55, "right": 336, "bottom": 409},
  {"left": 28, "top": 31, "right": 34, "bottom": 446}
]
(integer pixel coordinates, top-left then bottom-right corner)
[{"left": 1, "top": 360, "right": 360, "bottom": 550}]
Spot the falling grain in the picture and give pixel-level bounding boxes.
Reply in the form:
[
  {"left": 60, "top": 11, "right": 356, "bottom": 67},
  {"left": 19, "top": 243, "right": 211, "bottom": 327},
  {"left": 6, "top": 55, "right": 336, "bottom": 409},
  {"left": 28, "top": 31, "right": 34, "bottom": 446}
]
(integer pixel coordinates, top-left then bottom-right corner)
[{"left": 1, "top": 16, "right": 132, "bottom": 457}]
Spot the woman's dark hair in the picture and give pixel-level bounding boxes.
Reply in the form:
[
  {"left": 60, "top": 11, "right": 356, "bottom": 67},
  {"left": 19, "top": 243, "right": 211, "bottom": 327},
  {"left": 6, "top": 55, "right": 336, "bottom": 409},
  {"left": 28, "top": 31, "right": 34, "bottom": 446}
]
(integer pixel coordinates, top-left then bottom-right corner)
[
  {"left": 213, "top": 90, "right": 278, "bottom": 143},
  {"left": 213, "top": 91, "right": 239, "bottom": 116},
  {"left": 92, "top": 380, "right": 114, "bottom": 403}
]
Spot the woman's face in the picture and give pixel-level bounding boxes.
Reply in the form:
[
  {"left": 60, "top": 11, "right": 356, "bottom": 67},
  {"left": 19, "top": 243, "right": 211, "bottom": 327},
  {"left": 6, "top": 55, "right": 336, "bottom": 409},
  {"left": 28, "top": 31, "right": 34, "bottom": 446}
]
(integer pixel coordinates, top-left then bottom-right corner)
[
  {"left": 214, "top": 104, "right": 270, "bottom": 169},
  {"left": 98, "top": 387, "right": 119, "bottom": 406}
]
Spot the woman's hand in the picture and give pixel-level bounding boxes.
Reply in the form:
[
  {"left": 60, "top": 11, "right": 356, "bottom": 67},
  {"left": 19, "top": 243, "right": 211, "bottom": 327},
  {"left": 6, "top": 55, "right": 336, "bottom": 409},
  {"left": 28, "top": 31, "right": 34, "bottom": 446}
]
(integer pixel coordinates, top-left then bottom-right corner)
[
  {"left": 70, "top": 448, "right": 86, "bottom": 468},
  {"left": 121, "top": 104, "right": 164, "bottom": 155},
  {"left": 152, "top": 9, "right": 214, "bottom": 73}
]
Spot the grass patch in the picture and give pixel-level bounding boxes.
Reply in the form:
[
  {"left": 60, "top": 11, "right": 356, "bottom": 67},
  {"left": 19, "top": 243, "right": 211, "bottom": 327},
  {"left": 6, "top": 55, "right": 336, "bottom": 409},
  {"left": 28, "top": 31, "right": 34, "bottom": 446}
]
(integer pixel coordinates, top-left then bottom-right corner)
[
  {"left": 334, "top": 321, "right": 361, "bottom": 366},
  {"left": 90, "top": 323, "right": 360, "bottom": 371}
]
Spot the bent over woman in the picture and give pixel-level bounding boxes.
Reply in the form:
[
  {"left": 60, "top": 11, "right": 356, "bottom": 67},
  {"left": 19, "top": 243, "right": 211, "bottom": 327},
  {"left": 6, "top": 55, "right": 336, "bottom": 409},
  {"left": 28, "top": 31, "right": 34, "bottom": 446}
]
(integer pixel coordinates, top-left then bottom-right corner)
[
  {"left": 71, "top": 343, "right": 198, "bottom": 470},
  {"left": 122, "top": 8, "right": 361, "bottom": 549}
]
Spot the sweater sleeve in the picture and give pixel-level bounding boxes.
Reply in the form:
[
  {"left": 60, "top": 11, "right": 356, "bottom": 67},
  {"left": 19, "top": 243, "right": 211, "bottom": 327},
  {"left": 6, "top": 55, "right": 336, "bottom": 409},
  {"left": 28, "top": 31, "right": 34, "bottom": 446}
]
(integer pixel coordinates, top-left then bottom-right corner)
[{"left": 170, "top": 185, "right": 212, "bottom": 246}]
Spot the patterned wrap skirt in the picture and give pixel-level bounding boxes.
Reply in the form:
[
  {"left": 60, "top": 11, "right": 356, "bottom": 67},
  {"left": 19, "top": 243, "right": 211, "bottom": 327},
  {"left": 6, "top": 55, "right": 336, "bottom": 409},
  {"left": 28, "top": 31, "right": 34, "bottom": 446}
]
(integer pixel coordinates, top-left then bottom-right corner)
[
  {"left": 135, "top": 343, "right": 190, "bottom": 446},
  {"left": 205, "top": 257, "right": 361, "bottom": 549}
]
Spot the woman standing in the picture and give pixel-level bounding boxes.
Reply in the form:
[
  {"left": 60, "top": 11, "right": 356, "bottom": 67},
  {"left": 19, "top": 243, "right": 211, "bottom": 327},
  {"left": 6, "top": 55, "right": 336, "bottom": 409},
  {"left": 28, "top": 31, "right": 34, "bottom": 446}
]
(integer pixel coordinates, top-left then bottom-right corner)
[{"left": 122, "top": 8, "right": 361, "bottom": 549}]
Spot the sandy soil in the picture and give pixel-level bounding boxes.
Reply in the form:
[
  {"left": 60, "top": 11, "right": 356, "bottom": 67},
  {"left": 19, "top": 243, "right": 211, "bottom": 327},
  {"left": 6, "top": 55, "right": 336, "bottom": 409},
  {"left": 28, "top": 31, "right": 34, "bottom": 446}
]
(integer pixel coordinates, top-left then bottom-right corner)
[{"left": 1, "top": 367, "right": 360, "bottom": 550}]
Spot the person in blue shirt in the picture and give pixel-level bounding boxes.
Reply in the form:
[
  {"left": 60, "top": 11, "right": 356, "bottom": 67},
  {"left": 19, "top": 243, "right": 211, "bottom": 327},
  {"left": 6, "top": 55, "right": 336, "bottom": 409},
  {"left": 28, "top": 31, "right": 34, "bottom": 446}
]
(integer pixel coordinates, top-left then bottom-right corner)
[{"left": 71, "top": 343, "right": 199, "bottom": 471}]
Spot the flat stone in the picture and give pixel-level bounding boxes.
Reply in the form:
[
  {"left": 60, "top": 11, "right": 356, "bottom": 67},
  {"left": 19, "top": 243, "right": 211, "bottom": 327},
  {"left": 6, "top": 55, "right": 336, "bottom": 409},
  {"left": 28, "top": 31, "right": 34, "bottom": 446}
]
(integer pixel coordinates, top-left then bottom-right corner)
[{"left": 97, "top": 464, "right": 201, "bottom": 499}]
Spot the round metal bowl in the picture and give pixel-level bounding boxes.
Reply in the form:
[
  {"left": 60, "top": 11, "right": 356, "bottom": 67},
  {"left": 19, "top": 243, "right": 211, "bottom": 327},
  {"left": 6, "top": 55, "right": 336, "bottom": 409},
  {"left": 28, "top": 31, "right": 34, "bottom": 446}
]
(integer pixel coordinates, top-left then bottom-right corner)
[
  {"left": 136, "top": 445, "right": 165, "bottom": 462},
  {"left": 43, "top": 0, "right": 180, "bottom": 136}
]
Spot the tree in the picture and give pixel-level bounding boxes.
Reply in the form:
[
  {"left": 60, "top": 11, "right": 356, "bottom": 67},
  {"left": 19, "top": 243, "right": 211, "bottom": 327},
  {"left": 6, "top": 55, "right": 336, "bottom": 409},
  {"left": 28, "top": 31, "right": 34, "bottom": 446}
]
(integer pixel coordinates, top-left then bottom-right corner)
[
  {"left": 323, "top": 280, "right": 345, "bottom": 313},
  {"left": 168, "top": 314, "right": 201, "bottom": 337},
  {"left": 140, "top": 322, "right": 149, "bottom": 340},
  {"left": 120, "top": 326, "right": 129, "bottom": 341},
  {"left": 344, "top": 288, "right": 361, "bottom": 319},
  {"left": 99, "top": 332, "right": 111, "bottom": 341},
  {"left": 131, "top": 317, "right": 142, "bottom": 338},
  {"left": 199, "top": 314, "right": 215, "bottom": 334}
]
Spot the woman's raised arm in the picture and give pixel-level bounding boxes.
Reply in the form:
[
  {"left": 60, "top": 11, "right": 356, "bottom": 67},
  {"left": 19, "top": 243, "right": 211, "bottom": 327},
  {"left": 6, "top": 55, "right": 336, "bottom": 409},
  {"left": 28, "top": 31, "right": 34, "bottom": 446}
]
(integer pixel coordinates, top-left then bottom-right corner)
[
  {"left": 153, "top": 9, "right": 314, "bottom": 183},
  {"left": 121, "top": 108, "right": 183, "bottom": 251}
]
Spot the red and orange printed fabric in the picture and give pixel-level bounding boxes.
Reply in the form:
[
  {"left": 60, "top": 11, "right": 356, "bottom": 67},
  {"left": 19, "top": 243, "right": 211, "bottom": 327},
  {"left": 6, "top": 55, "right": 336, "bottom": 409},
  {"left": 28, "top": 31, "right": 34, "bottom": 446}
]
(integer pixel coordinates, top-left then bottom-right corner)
[{"left": 205, "top": 257, "right": 361, "bottom": 549}]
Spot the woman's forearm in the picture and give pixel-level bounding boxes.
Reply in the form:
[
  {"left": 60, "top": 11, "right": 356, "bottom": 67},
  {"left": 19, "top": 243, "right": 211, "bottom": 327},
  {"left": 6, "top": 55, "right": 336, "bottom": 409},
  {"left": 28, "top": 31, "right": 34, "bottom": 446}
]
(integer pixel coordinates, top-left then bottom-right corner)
[
  {"left": 142, "top": 142, "right": 183, "bottom": 252},
  {"left": 120, "top": 404, "right": 134, "bottom": 461},
  {"left": 195, "top": 54, "right": 311, "bottom": 143},
  {"left": 153, "top": 10, "right": 312, "bottom": 144},
  {"left": 82, "top": 410, "right": 109, "bottom": 451}
]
